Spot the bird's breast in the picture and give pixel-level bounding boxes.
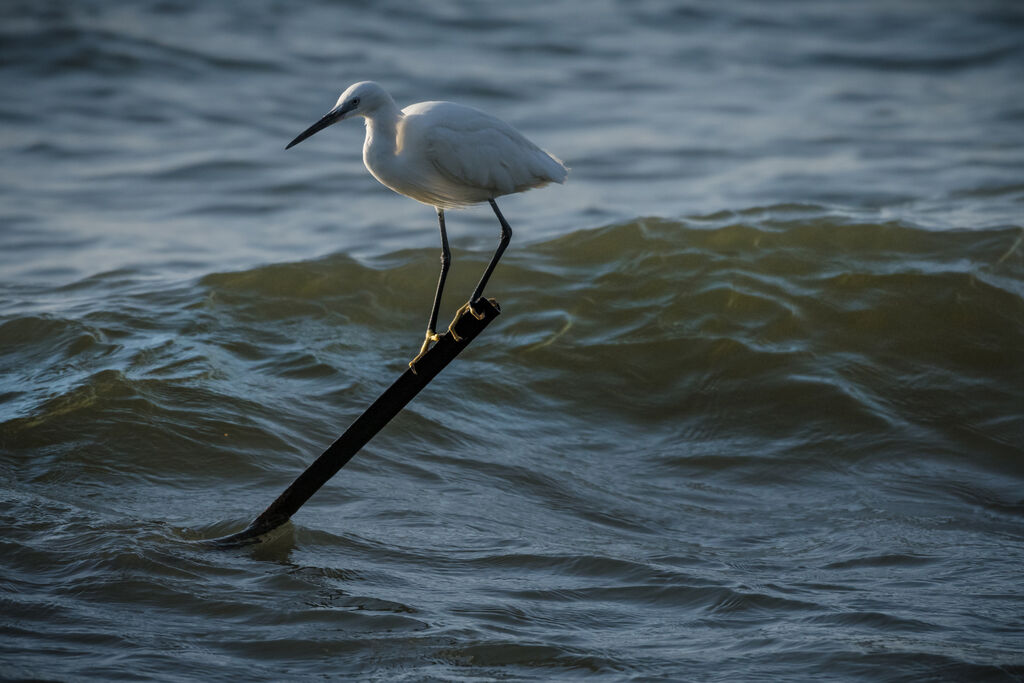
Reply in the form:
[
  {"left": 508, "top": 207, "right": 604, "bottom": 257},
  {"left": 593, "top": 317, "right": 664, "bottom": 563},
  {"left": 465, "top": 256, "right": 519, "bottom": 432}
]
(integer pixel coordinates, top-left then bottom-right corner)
[{"left": 363, "top": 134, "right": 489, "bottom": 209}]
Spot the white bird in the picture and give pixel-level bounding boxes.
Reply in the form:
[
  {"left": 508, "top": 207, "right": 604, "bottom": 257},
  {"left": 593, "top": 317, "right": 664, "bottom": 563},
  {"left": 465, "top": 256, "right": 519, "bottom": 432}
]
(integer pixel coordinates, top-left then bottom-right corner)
[{"left": 286, "top": 81, "right": 568, "bottom": 367}]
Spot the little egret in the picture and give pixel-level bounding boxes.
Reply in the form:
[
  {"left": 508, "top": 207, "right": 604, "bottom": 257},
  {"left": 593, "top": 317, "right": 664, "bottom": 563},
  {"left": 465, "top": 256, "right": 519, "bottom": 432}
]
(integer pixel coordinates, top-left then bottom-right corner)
[{"left": 286, "top": 81, "right": 568, "bottom": 368}]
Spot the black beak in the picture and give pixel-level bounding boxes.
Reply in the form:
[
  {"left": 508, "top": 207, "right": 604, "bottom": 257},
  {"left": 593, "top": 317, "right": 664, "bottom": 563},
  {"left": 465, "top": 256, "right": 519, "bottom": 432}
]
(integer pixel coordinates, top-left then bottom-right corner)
[{"left": 285, "top": 101, "right": 355, "bottom": 150}]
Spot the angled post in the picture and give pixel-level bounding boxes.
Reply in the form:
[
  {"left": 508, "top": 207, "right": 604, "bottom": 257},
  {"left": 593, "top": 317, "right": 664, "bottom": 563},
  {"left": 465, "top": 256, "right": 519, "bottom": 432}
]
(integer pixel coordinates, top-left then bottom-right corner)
[{"left": 210, "top": 298, "right": 500, "bottom": 547}]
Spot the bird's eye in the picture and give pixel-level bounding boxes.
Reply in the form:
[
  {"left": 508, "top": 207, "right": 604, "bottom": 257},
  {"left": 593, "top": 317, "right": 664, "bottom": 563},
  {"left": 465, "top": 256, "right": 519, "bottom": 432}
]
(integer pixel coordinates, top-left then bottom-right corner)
[{"left": 351, "top": 98, "right": 360, "bottom": 107}]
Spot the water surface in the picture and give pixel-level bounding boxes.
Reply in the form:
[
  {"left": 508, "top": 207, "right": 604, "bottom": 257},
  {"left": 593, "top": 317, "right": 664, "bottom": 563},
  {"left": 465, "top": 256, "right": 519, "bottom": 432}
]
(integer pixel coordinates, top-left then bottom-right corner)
[{"left": 2, "top": 1, "right": 1023, "bottom": 680}]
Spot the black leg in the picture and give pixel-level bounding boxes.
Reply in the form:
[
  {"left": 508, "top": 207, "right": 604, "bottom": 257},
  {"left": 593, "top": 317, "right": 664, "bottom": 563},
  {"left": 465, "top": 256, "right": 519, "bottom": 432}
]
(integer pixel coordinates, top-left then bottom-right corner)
[
  {"left": 427, "top": 207, "right": 451, "bottom": 335},
  {"left": 471, "top": 198, "right": 512, "bottom": 303}
]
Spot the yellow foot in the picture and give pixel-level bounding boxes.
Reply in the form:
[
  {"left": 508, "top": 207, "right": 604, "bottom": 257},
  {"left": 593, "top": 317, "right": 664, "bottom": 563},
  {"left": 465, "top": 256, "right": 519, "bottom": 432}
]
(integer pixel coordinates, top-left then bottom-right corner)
[
  {"left": 408, "top": 329, "right": 441, "bottom": 374},
  {"left": 445, "top": 299, "right": 488, "bottom": 342},
  {"left": 408, "top": 301, "right": 495, "bottom": 374}
]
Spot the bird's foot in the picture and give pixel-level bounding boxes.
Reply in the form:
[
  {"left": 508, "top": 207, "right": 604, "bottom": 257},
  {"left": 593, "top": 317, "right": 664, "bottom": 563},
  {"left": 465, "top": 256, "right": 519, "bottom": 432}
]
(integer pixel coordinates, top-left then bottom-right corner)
[
  {"left": 408, "top": 300, "right": 494, "bottom": 374},
  {"left": 444, "top": 300, "right": 487, "bottom": 342},
  {"left": 408, "top": 329, "right": 441, "bottom": 374}
]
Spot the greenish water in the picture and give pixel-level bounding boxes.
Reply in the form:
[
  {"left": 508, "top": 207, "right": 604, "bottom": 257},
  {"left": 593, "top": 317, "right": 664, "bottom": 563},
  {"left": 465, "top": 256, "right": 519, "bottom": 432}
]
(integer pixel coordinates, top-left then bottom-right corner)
[
  {"left": 3, "top": 0, "right": 1024, "bottom": 680},
  {"left": 4, "top": 215, "right": 1023, "bottom": 680}
]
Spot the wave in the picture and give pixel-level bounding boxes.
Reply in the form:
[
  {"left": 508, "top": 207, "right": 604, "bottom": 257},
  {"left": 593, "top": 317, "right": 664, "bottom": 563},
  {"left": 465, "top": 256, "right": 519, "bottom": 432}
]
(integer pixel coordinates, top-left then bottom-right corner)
[{"left": 4, "top": 214, "right": 1021, "bottom": 478}]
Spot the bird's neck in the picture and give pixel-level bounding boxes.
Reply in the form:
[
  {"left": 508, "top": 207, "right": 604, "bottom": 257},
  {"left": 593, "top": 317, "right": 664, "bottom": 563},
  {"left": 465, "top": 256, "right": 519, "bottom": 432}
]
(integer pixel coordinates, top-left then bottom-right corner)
[{"left": 363, "top": 104, "right": 402, "bottom": 160}]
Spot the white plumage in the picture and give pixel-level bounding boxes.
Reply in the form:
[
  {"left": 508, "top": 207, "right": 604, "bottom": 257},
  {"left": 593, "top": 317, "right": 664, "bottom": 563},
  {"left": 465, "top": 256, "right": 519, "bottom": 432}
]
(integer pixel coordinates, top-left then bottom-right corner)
[
  {"left": 394, "top": 100, "right": 568, "bottom": 208},
  {"left": 288, "top": 81, "right": 567, "bottom": 208},
  {"left": 286, "top": 81, "right": 568, "bottom": 367}
]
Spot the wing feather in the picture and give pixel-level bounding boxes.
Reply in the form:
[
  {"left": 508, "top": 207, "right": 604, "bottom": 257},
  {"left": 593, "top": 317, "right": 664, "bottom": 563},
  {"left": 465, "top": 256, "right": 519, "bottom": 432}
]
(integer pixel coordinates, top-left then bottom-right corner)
[{"left": 407, "top": 102, "right": 567, "bottom": 204}]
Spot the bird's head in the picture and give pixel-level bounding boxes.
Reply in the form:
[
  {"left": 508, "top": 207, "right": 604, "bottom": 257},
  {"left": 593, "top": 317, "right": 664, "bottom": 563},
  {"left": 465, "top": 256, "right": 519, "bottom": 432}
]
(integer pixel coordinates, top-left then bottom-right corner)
[{"left": 286, "top": 81, "right": 390, "bottom": 150}]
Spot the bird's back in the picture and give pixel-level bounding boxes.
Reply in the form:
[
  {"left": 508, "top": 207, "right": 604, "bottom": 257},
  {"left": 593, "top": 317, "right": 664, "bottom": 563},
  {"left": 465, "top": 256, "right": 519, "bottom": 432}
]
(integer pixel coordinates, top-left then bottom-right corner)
[{"left": 395, "top": 101, "right": 567, "bottom": 208}]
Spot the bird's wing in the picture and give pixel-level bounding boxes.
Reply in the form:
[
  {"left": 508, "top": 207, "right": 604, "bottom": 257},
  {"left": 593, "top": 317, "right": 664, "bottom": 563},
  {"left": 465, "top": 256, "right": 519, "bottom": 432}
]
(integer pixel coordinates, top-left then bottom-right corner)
[{"left": 411, "top": 102, "right": 566, "bottom": 198}]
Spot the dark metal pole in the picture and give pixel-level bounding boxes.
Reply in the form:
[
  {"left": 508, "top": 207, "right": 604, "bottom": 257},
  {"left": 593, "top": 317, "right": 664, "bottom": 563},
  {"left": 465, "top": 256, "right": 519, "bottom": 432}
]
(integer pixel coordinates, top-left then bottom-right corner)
[{"left": 210, "top": 298, "right": 500, "bottom": 547}]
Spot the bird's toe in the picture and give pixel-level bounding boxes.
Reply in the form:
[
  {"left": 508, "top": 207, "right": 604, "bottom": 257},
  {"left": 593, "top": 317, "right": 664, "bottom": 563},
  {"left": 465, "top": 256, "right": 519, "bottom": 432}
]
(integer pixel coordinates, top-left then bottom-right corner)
[{"left": 408, "top": 329, "right": 441, "bottom": 373}]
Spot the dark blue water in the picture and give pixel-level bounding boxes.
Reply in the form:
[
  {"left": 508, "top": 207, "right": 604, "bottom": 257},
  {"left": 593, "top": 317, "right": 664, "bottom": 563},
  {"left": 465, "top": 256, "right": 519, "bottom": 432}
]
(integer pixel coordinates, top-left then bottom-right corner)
[{"left": 2, "top": 1, "right": 1023, "bottom": 680}]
